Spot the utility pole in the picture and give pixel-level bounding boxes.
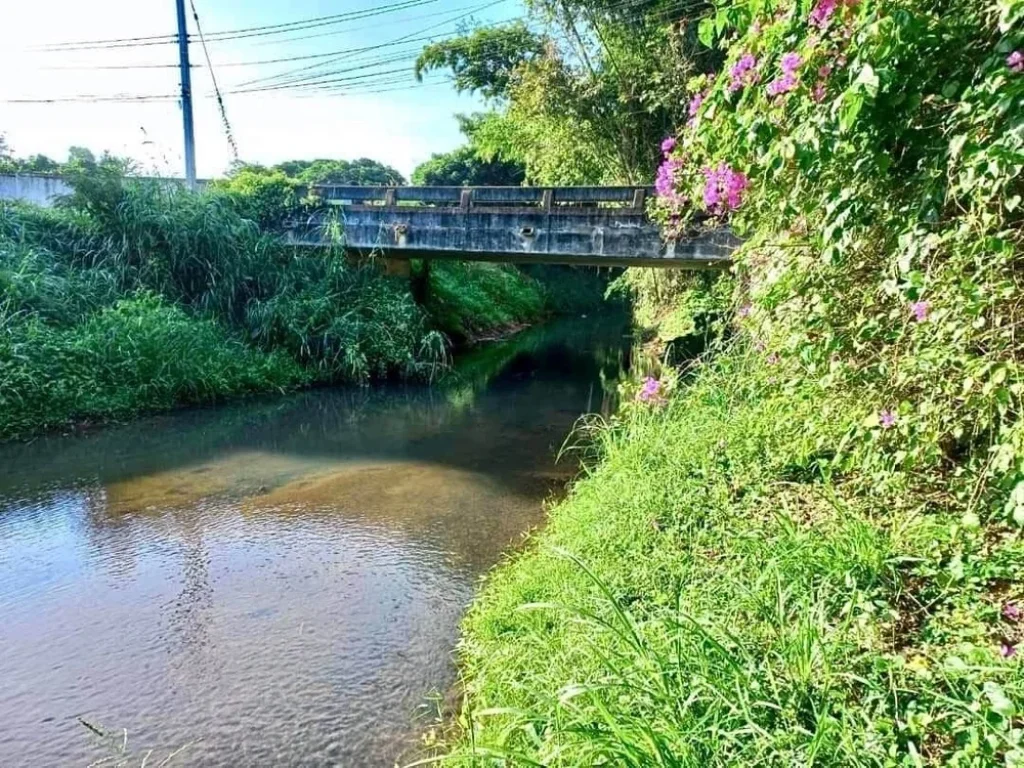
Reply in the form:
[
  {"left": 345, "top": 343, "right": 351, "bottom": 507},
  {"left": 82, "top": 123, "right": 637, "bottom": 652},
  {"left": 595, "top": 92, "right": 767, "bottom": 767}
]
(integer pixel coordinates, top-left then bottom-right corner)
[{"left": 175, "top": 0, "right": 197, "bottom": 190}]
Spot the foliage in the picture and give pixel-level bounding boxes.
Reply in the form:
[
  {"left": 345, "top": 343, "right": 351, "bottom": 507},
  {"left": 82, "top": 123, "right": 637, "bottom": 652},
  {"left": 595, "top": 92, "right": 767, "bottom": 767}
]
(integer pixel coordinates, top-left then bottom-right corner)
[
  {"left": 259, "top": 157, "right": 405, "bottom": 186},
  {"left": 446, "top": 349, "right": 1024, "bottom": 765},
  {"left": 0, "top": 163, "right": 456, "bottom": 437},
  {"left": 0, "top": 143, "right": 125, "bottom": 178},
  {"left": 213, "top": 167, "right": 304, "bottom": 228},
  {"left": 411, "top": 144, "right": 526, "bottom": 187},
  {"left": 442, "top": 0, "right": 1024, "bottom": 764},
  {"left": 421, "top": 261, "right": 547, "bottom": 342},
  {"left": 653, "top": 0, "right": 1024, "bottom": 528},
  {"left": 419, "top": 3, "right": 715, "bottom": 185},
  {"left": 415, "top": 21, "right": 548, "bottom": 99},
  {"left": 0, "top": 294, "right": 306, "bottom": 438},
  {"left": 610, "top": 268, "right": 732, "bottom": 349}
]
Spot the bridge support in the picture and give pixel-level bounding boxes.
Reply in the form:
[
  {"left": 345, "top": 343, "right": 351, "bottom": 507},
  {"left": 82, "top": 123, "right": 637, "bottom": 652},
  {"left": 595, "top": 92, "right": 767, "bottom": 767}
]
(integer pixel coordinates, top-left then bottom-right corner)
[
  {"left": 382, "top": 257, "right": 411, "bottom": 278},
  {"left": 411, "top": 260, "right": 431, "bottom": 304}
]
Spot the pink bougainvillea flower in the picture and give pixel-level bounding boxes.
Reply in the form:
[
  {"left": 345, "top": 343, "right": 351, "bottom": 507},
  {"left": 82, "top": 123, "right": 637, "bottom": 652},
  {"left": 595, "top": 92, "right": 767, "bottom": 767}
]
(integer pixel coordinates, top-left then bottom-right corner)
[
  {"left": 1009, "top": 51, "right": 1024, "bottom": 73},
  {"left": 879, "top": 409, "right": 897, "bottom": 429},
  {"left": 688, "top": 91, "right": 705, "bottom": 118},
  {"left": 655, "top": 156, "right": 685, "bottom": 200},
  {"left": 810, "top": 0, "right": 858, "bottom": 30},
  {"left": 767, "top": 73, "right": 799, "bottom": 96},
  {"left": 781, "top": 52, "right": 804, "bottom": 73},
  {"left": 1004, "top": 602, "right": 1021, "bottom": 622},
  {"left": 702, "top": 163, "right": 749, "bottom": 214},
  {"left": 637, "top": 377, "right": 665, "bottom": 404},
  {"left": 728, "top": 53, "right": 759, "bottom": 92},
  {"left": 766, "top": 51, "right": 803, "bottom": 97},
  {"left": 809, "top": 0, "right": 838, "bottom": 28},
  {"left": 661, "top": 136, "right": 677, "bottom": 154},
  {"left": 910, "top": 300, "right": 930, "bottom": 322}
]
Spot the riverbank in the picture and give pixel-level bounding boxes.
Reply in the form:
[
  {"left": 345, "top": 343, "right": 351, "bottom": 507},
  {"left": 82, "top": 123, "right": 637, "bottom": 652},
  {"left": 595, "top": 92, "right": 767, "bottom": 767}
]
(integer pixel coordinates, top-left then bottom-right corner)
[
  {"left": 0, "top": 170, "right": 567, "bottom": 440},
  {"left": 445, "top": 342, "right": 1024, "bottom": 764},
  {"left": 441, "top": 0, "right": 1023, "bottom": 762}
]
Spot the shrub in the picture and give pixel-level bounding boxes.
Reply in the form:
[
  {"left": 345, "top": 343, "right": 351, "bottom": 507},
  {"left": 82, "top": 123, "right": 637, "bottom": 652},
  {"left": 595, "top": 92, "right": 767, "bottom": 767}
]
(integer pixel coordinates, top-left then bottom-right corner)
[{"left": 0, "top": 295, "right": 306, "bottom": 437}]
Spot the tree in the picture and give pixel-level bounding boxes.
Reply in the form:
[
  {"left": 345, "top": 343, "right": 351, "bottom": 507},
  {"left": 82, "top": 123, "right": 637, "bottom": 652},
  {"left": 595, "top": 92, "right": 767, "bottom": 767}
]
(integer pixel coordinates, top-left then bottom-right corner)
[
  {"left": 415, "top": 22, "right": 547, "bottom": 100},
  {"left": 411, "top": 145, "right": 526, "bottom": 186},
  {"left": 269, "top": 158, "right": 405, "bottom": 186},
  {"left": 415, "top": 2, "right": 715, "bottom": 185},
  {"left": 20, "top": 154, "right": 61, "bottom": 174}
]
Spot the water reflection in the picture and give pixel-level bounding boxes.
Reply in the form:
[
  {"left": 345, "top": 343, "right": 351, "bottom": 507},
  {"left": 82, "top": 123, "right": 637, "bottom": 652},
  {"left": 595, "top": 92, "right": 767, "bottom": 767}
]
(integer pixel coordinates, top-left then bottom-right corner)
[{"left": 0, "top": 315, "right": 630, "bottom": 767}]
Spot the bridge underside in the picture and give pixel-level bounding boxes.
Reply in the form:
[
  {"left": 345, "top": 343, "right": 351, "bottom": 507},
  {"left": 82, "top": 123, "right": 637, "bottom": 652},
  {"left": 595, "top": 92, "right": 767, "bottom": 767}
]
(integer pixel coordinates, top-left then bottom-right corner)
[{"left": 286, "top": 185, "right": 737, "bottom": 269}]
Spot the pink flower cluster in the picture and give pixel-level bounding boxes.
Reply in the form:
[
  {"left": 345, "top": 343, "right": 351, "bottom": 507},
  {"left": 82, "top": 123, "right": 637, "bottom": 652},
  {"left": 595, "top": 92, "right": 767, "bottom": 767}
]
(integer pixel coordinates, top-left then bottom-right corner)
[
  {"left": 729, "top": 53, "right": 759, "bottom": 92},
  {"left": 688, "top": 91, "right": 705, "bottom": 119},
  {"left": 655, "top": 135, "right": 686, "bottom": 202},
  {"left": 637, "top": 377, "right": 665, "bottom": 404},
  {"left": 910, "top": 300, "right": 930, "bottom": 323},
  {"left": 767, "top": 51, "right": 803, "bottom": 97},
  {"left": 702, "top": 162, "right": 749, "bottom": 214},
  {"left": 655, "top": 157, "right": 684, "bottom": 200},
  {"left": 1010, "top": 51, "right": 1024, "bottom": 73},
  {"left": 809, "top": 0, "right": 839, "bottom": 29},
  {"left": 812, "top": 64, "right": 832, "bottom": 102}
]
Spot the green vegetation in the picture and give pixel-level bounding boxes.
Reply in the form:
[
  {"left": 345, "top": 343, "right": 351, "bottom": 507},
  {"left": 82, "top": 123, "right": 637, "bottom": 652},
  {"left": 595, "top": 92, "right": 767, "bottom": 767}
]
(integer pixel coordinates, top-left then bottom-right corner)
[
  {"left": 0, "top": 158, "right": 555, "bottom": 439},
  {"left": 411, "top": 145, "right": 526, "bottom": 187},
  {"left": 436, "top": 0, "right": 1024, "bottom": 764},
  {"left": 423, "top": 261, "right": 547, "bottom": 342}
]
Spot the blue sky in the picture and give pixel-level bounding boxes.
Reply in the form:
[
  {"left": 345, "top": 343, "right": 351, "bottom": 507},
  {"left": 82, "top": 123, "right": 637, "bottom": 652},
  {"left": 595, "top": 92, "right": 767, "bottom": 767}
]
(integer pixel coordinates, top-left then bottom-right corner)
[{"left": 0, "top": 0, "right": 522, "bottom": 179}]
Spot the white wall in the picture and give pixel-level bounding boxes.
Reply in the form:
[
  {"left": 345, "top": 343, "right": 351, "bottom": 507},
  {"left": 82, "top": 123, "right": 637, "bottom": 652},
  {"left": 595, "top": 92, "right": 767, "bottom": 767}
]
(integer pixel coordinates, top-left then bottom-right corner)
[
  {"left": 0, "top": 174, "right": 209, "bottom": 207},
  {"left": 0, "top": 174, "right": 72, "bottom": 207}
]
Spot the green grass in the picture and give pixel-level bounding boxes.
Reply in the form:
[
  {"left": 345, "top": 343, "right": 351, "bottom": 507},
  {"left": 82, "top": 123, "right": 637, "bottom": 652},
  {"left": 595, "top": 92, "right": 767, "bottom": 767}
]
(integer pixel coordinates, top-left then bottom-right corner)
[
  {"left": 0, "top": 294, "right": 307, "bottom": 438},
  {"left": 0, "top": 176, "right": 459, "bottom": 439},
  {"left": 441, "top": 344, "right": 1024, "bottom": 765},
  {"left": 422, "top": 261, "right": 547, "bottom": 342}
]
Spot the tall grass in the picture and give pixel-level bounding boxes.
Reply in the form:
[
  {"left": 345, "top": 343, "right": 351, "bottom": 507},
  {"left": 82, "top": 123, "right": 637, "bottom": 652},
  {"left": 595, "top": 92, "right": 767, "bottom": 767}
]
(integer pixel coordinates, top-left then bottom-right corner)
[
  {"left": 438, "top": 343, "right": 1024, "bottom": 765},
  {"left": 422, "top": 261, "right": 547, "bottom": 342},
  {"left": 0, "top": 173, "right": 453, "bottom": 437}
]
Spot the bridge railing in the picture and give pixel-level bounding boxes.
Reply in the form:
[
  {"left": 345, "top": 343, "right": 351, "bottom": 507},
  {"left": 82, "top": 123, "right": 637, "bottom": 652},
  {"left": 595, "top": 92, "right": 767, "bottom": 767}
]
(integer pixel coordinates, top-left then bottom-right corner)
[{"left": 307, "top": 185, "right": 652, "bottom": 212}]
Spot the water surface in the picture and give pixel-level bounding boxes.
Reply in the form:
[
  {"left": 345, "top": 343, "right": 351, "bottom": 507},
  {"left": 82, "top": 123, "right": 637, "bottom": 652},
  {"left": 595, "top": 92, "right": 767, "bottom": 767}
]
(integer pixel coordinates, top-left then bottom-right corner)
[{"left": 0, "top": 317, "right": 629, "bottom": 766}]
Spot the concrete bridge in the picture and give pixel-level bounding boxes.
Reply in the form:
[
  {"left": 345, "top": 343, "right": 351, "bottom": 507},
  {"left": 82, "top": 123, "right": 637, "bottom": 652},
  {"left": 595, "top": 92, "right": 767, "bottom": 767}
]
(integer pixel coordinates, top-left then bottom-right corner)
[{"left": 287, "top": 185, "right": 737, "bottom": 269}]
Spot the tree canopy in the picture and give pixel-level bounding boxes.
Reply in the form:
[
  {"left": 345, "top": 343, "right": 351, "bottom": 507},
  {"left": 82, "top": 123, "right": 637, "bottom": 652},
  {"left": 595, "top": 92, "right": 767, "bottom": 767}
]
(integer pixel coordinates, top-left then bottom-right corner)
[
  {"left": 415, "top": 2, "right": 715, "bottom": 185},
  {"left": 411, "top": 145, "right": 526, "bottom": 186},
  {"left": 233, "top": 157, "right": 405, "bottom": 186},
  {"left": 414, "top": 22, "right": 547, "bottom": 100}
]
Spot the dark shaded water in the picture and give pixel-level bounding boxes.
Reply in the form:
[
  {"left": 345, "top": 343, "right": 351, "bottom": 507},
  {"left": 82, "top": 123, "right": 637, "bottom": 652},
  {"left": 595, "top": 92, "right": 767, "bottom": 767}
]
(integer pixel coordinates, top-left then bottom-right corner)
[{"left": 0, "top": 317, "right": 630, "bottom": 767}]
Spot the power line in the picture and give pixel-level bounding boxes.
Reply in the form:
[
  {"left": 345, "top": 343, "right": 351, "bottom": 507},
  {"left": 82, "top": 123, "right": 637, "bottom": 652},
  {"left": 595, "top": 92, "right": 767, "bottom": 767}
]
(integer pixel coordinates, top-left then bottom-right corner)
[
  {"left": 244, "top": 2, "right": 509, "bottom": 48},
  {"left": 33, "top": 0, "right": 441, "bottom": 52},
  {"left": 202, "top": 0, "right": 439, "bottom": 42},
  {"left": 236, "top": 0, "right": 510, "bottom": 88},
  {"left": 189, "top": 0, "right": 238, "bottom": 163}
]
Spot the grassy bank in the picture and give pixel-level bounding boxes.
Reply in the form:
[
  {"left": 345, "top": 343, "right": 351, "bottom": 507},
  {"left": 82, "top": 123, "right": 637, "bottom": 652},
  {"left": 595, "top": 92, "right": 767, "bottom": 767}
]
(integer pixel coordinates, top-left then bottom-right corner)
[
  {"left": 447, "top": 346, "right": 1023, "bottom": 764},
  {"left": 0, "top": 168, "right": 553, "bottom": 439},
  {"left": 443, "top": 0, "right": 1023, "bottom": 763}
]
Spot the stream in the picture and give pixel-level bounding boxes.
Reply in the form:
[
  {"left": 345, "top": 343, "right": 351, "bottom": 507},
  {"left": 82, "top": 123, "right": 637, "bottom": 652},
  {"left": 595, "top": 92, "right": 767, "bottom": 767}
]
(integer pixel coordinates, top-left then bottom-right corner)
[{"left": 0, "top": 316, "right": 631, "bottom": 766}]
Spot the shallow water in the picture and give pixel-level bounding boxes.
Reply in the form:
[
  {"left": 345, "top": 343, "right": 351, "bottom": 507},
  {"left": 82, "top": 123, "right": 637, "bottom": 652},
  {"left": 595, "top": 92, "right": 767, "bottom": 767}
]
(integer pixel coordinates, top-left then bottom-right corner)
[{"left": 0, "top": 317, "right": 630, "bottom": 767}]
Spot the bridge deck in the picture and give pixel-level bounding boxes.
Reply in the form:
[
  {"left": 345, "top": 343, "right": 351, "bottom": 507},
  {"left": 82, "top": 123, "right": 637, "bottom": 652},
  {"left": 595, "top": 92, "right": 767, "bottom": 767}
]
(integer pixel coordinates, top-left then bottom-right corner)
[{"left": 286, "top": 185, "right": 736, "bottom": 268}]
